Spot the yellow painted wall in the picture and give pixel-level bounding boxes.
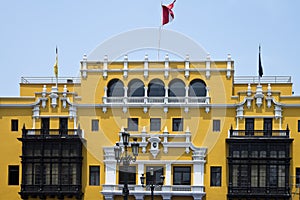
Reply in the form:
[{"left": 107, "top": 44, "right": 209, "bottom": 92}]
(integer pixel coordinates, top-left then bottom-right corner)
[{"left": 1, "top": 60, "right": 300, "bottom": 200}]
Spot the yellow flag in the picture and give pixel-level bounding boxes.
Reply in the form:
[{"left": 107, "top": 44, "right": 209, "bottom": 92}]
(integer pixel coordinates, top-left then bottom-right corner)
[{"left": 54, "top": 47, "right": 58, "bottom": 78}]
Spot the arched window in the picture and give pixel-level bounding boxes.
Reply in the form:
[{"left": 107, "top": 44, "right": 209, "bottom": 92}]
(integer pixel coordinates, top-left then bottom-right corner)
[
  {"left": 148, "top": 79, "right": 165, "bottom": 97},
  {"left": 189, "top": 79, "right": 207, "bottom": 97},
  {"left": 107, "top": 79, "right": 124, "bottom": 97},
  {"left": 168, "top": 79, "right": 185, "bottom": 97},
  {"left": 128, "top": 79, "right": 144, "bottom": 97}
]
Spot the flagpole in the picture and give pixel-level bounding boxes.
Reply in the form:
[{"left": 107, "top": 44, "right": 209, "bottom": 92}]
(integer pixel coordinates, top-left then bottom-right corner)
[
  {"left": 258, "top": 45, "right": 260, "bottom": 85},
  {"left": 258, "top": 44, "right": 262, "bottom": 86},
  {"left": 158, "top": 25, "right": 162, "bottom": 61},
  {"left": 56, "top": 49, "right": 58, "bottom": 88},
  {"left": 158, "top": 0, "right": 163, "bottom": 61},
  {"left": 56, "top": 74, "right": 58, "bottom": 88},
  {"left": 54, "top": 46, "right": 58, "bottom": 88}
]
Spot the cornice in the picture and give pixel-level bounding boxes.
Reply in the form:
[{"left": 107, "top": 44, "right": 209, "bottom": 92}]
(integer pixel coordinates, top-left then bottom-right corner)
[{"left": 80, "top": 68, "right": 233, "bottom": 73}]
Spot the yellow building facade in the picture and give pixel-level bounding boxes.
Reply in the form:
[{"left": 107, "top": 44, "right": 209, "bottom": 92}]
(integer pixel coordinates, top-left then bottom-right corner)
[{"left": 0, "top": 50, "right": 300, "bottom": 200}]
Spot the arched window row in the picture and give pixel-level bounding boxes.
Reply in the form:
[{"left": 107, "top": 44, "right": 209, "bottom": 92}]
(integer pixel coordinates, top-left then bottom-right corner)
[{"left": 105, "top": 78, "right": 207, "bottom": 100}]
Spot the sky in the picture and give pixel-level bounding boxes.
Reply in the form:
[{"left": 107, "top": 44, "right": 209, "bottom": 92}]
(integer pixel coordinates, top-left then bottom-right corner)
[{"left": 0, "top": 0, "right": 299, "bottom": 96}]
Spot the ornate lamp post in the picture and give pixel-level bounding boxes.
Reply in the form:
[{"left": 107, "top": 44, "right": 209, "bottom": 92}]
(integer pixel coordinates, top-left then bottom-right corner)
[
  {"left": 140, "top": 167, "right": 165, "bottom": 200},
  {"left": 114, "top": 129, "right": 139, "bottom": 200}
]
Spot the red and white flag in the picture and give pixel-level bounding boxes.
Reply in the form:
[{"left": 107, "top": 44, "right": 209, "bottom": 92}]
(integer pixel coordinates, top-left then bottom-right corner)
[{"left": 162, "top": 0, "right": 176, "bottom": 25}]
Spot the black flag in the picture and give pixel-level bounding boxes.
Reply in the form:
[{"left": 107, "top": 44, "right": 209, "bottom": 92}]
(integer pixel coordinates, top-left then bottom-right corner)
[{"left": 258, "top": 45, "right": 263, "bottom": 77}]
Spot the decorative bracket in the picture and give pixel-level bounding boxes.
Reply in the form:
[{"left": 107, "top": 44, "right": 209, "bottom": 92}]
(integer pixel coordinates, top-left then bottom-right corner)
[
  {"left": 49, "top": 87, "right": 58, "bottom": 108},
  {"left": 148, "top": 136, "right": 161, "bottom": 159},
  {"left": 254, "top": 85, "right": 264, "bottom": 107},
  {"left": 236, "top": 105, "right": 244, "bottom": 119}
]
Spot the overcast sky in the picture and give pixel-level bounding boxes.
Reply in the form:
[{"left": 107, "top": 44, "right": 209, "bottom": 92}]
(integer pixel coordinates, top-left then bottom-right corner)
[{"left": 0, "top": 0, "right": 299, "bottom": 96}]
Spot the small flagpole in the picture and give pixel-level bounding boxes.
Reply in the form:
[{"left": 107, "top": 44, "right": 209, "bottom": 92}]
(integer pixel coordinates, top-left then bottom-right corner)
[
  {"left": 56, "top": 48, "right": 58, "bottom": 88},
  {"left": 54, "top": 46, "right": 58, "bottom": 88},
  {"left": 258, "top": 44, "right": 261, "bottom": 86}
]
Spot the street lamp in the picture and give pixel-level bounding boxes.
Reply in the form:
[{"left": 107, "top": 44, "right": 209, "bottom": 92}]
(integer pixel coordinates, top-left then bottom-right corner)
[
  {"left": 140, "top": 167, "right": 165, "bottom": 200},
  {"left": 114, "top": 129, "right": 139, "bottom": 200}
]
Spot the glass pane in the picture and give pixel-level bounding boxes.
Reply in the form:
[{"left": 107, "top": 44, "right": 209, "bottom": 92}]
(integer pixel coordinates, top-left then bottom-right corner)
[
  {"left": 61, "top": 164, "right": 69, "bottom": 185},
  {"left": 251, "top": 151, "right": 258, "bottom": 158},
  {"left": 128, "top": 118, "right": 138, "bottom": 131},
  {"left": 269, "top": 165, "right": 277, "bottom": 187},
  {"left": 213, "top": 120, "right": 220, "bottom": 132},
  {"left": 233, "top": 151, "right": 240, "bottom": 158},
  {"left": 8, "top": 166, "right": 19, "bottom": 185},
  {"left": 89, "top": 166, "right": 100, "bottom": 186},
  {"left": 278, "top": 151, "right": 286, "bottom": 158},
  {"left": 34, "top": 164, "right": 41, "bottom": 185},
  {"left": 251, "top": 165, "right": 258, "bottom": 187},
  {"left": 119, "top": 166, "right": 136, "bottom": 185},
  {"left": 173, "top": 167, "right": 191, "bottom": 185},
  {"left": 241, "top": 151, "right": 248, "bottom": 158},
  {"left": 278, "top": 165, "right": 285, "bottom": 187},
  {"left": 53, "top": 148, "right": 59, "bottom": 156},
  {"left": 71, "top": 164, "right": 77, "bottom": 185},
  {"left": 25, "top": 164, "right": 33, "bottom": 185},
  {"left": 189, "top": 79, "right": 206, "bottom": 97},
  {"left": 150, "top": 118, "right": 161, "bottom": 132},
  {"left": 34, "top": 148, "right": 41, "bottom": 156},
  {"left": 108, "top": 79, "right": 124, "bottom": 97},
  {"left": 260, "top": 151, "right": 267, "bottom": 158},
  {"left": 62, "top": 145, "right": 69, "bottom": 156},
  {"left": 52, "top": 164, "right": 58, "bottom": 185},
  {"left": 232, "top": 165, "right": 238, "bottom": 187},
  {"left": 148, "top": 80, "right": 165, "bottom": 97},
  {"left": 259, "top": 165, "right": 266, "bottom": 187},
  {"left": 169, "top": 80, "right": 185, "bottom": 97},
  {"left": 145, "top": 166, "right": 163, "bottom": 185},
  {"left": 211, "top": 167, "right": 221, "bottom": 186},
  {"left": 174, "top": 173, "right": 181, "bottom": 185},
  {"left": 92, "top": 120, "right": 99, "bottom": 131},
  {"left": 270, "top": 151, "right": 277, "bottom": 158},
  {"left": 44, "top": 144, "right": 51, "bottom": 156},
  {"left": 240, "top": 165, "right": 248, "bottom": 187},
  {"left": 128, "top": 80, "right": 144, "bottom": 97},
  {"left": 172, "top": 118, "right": 183, "bottom": 131},
  {"left": 44, "top": 163, "right": 51, "bottom": 185},
  {"left": 70, "top": 147, "right": 79, "bottom": 156}
]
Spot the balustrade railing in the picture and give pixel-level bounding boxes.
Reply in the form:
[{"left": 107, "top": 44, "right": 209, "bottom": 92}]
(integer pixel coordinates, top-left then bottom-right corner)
[
  {"left": 234, "top": 76, "right": 291, "bottom": 84},
  {"left": 172, "top": 185, "right": 192, "bottom": 191},
  {"left": 229, "top": 128, "right": 290, "bottom": 138},
  {"left": 103, "top": 96, "right": 209, "bottom": 104},
  {"left": 22, "top": 128, "right": 83, "bottom": 138},
  {"left": 21, "top": 76, "right": 81, "bottom": 84},
  {"left": 103, "top": 184, "right": 194, "bottom": 192}
]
